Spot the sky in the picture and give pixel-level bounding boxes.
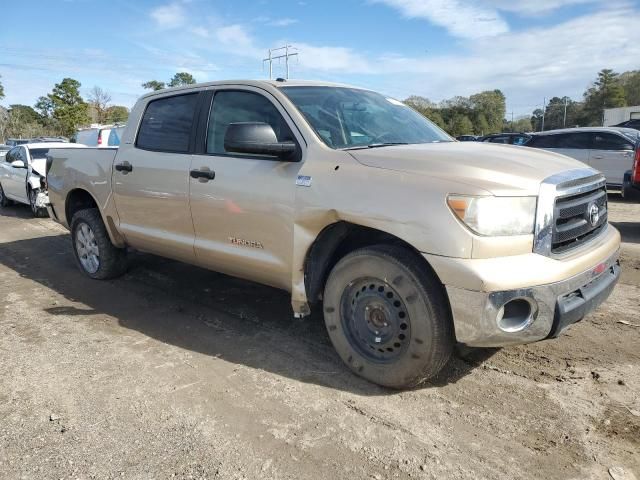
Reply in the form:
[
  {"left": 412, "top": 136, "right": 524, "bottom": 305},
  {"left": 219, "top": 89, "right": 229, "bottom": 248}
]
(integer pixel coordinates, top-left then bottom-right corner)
[{"left": 1, "top": 0, "right": 639, "bottom": 118}]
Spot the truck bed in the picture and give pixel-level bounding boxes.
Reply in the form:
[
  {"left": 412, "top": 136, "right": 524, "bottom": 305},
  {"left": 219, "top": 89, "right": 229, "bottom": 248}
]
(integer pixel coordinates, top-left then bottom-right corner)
[{"left": 47, "top": 147, "right": 119, "bottom": 226}]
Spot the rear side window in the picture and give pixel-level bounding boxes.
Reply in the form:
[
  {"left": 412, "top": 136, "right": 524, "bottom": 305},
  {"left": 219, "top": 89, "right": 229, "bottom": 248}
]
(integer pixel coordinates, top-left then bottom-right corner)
[
  {"left": 529, "top": 133, "right": 590, "bottom": 149},
  {"left": 136, "top": 93, "right": 199, "bottom": 153},
  {"left": 592, "top": 133, "right": 633, "bottom": 151}
]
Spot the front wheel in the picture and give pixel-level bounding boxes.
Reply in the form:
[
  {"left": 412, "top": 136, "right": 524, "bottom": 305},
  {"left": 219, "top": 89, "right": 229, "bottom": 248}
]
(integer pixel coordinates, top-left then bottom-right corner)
[
  {"left": 29, "top": 188, "right": 48, "bottom": 218},
  {"left": 323, "top": 245, "right": 454, "bottom": 389},
  {"left": 70, "top": 208, "right": 128, "bottom": 280}
]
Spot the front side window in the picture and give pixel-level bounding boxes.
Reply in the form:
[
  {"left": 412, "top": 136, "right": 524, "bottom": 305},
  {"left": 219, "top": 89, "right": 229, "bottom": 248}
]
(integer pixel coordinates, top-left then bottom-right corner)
[
  {"left": 281, "top": 86, "right": 451, "bottom": 149},
  {"left": 136, "top": 93, "right": 199, "bottom": 153},
  {"left": 206, "top": 90, "right": 294, "bottom": 155},
  {"left": 592, "top": 133, "right": 633, "bottom": 151}
]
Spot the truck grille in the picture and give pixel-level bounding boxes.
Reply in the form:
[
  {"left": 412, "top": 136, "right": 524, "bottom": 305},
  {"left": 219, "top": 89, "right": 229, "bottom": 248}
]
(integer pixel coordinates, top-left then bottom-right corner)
[{"left": 552, "top": 185, "right": 607, "bottom": 254}]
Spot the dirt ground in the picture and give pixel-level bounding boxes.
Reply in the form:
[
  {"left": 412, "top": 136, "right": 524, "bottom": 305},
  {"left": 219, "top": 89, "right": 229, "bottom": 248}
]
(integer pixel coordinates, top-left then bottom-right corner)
[{"left": 0, "top": 197, "right": 638, "bottom": 480}]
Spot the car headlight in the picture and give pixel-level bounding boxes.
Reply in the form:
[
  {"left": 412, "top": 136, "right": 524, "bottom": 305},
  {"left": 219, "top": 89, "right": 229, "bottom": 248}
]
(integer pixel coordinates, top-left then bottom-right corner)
[{"left": 447, "top": 195, "right": 537, "bottom": 236}]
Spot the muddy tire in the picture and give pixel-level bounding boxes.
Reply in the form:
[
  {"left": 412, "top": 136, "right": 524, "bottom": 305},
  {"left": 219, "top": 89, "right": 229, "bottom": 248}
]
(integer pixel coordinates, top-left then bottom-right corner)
[
  {"left": 70, "top": 208, "right": 128, "bottom": 280},
  {"left": 0, "top": 183, "right": 12, "bottom": 207},
  {"left": 28, "top": 188, "right": 48, "bottom": 218},
  {"left": 323, "top": 245, "right": 453, "bottom": 389}
]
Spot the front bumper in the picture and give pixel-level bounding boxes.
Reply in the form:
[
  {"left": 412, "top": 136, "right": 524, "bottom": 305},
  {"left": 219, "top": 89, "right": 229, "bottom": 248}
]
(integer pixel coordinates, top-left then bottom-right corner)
[
  {"left": 35, "top": 191, "right": 49, "bottom": 209},
  {"left": 431, "top": 226, "right": 621, "bottom": 347}
]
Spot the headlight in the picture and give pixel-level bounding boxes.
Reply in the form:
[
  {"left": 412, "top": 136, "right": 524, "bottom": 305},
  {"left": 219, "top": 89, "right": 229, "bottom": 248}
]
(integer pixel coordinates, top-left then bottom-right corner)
[{"left": 447, "top": 195, "right": 537, "bottom": 236}]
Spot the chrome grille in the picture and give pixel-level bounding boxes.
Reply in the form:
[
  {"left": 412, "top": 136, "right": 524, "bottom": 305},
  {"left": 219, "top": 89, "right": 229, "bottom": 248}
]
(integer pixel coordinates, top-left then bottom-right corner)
[
  {"left": 533, "top": 168, "right": 607, "bottom": 257},
  {"left": 552, "top": 185, "right": 607, "bottom": 254}
]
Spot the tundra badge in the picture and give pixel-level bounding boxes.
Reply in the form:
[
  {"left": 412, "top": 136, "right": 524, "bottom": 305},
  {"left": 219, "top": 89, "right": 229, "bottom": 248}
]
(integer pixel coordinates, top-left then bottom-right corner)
[{"left": 296, "top": 175, "right": 312, "bottom": 187}]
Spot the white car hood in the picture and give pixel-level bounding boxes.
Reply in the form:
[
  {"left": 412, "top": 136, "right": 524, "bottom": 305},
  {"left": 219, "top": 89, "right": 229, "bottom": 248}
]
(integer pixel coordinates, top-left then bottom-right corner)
[{"left": 30, "top": 158, "right": 46, "bottom": 177}]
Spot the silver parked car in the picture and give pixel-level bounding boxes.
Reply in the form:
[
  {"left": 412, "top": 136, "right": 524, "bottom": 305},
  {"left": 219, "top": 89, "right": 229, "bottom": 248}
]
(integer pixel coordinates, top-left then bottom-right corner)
[{"left": 526, "top": 127, "right": 639, "bottom": 196}]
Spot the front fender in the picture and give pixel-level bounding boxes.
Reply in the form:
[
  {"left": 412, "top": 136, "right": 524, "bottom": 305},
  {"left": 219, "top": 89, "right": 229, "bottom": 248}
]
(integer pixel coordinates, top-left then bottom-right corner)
[{"left": 27, "top": 173, "right": 43, "bottom": 190}]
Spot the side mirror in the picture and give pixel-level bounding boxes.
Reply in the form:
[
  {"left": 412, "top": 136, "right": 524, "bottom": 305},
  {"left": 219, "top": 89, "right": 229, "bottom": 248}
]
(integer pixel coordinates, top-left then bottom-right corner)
[
  {"left": 224, "top": 122, "right": 298, "bottom": 160},
  {"left": 11, "top": 160, "right": 26, "bottom": 169}
]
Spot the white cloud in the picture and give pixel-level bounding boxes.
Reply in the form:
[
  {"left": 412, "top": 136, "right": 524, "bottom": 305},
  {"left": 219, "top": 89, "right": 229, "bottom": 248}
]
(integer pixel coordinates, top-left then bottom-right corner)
[
  {"left": 485, "top": 0, "right": 601, "bottom": 16},
  {"left": 268, "top": 18, "right": 299, "bottom": 27},
  {"left": 370, "top": 5, "right": 640, "bottom": 114},
  {"left": 374, "top": 0, "right": 509, "bottom": 39},
  {"left": 150, "top": 3, "right": 186, "bottom": 29},
  {"left": 295, "top": 44, "right": 373, "bottom": 73}
]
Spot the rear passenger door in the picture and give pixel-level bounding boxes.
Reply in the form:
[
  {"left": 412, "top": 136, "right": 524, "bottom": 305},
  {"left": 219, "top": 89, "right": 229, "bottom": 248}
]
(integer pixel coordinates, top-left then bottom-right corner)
[
  {"left": 188, "top": 87, "right": 305, "bottom": 290},
  {"left": 589, "top": 132, "right": 634, "bottom": 186},
  {"left": 529, "top": 132, "right": 591, "bottom": 164},
  {"left": 112, "top": 92, "right": 202, "bottom": 263}
]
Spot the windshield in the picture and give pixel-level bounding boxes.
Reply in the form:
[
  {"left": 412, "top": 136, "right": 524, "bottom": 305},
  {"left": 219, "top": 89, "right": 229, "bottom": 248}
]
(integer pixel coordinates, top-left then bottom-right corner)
[
  {"left": 29, "top": 148, "right": 50, "bottom": 160},
  {"left": 281, "top": 86, "right": 452, "bottom": 149}
]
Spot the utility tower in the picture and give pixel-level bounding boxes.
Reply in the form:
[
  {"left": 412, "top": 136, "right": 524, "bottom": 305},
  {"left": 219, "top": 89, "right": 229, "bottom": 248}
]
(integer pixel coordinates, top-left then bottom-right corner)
[{"left": 263, "top": 45, "right": 298, "bottom": 80}]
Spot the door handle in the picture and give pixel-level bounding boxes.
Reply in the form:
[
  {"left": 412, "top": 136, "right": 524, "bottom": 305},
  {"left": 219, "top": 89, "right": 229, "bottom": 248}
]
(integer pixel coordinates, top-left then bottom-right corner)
[
  {"left": 592, "top": 155, "right": 604, "bottom": 160},
  {"left": 190, "top": 168, "right": 216, "bottom": 181},
  {"left": 115, "top": 162, "right": 133, "bottom": 173}
]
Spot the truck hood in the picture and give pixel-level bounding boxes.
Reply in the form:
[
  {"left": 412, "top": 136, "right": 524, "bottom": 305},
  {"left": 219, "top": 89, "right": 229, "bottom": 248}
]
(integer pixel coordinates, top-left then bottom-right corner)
[
  {"left": 349, "top": 142, "right": 587, "bottom": 196},
  {"left": 31, "top": 158, "right": 46, "bottom": 177}
]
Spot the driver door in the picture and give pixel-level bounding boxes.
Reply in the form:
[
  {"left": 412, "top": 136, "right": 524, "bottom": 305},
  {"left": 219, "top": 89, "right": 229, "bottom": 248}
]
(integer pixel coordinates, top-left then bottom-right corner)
[
  {"left": 1, "top": 146, "right": 29, "bottom": 202},
  {"left": 189, "top": 87, "right": 305, "bottom": 290}
]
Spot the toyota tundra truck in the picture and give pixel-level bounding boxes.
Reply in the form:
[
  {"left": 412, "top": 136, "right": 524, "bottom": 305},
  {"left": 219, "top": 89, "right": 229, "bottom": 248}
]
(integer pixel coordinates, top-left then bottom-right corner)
[{"left": 46, "top": 80, "right": 621, "bottom": 388}]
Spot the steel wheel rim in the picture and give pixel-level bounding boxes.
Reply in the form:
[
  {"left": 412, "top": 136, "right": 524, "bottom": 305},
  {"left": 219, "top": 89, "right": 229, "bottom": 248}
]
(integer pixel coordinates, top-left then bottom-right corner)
[
  {"left": 340, "top": 278, "right": 412, "bottom": 363},
  {"left": 75, "top": 223, "right": 100, "bottom": 274}
]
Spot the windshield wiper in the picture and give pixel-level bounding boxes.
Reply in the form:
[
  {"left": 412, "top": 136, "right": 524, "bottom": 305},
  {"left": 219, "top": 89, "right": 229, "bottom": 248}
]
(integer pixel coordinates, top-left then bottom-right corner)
[{"left": 343, "top": 142, "right": 410, "bottom": 151}]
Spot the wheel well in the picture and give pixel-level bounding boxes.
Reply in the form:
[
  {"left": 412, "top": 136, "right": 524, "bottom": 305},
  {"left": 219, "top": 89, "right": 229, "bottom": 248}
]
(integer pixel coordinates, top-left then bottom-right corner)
[
  {"left": 66, "top": 189, "right": 98, "bottom": 224},
  {"left": 304, "top": 222, "right": 441, "bottom": 304}
]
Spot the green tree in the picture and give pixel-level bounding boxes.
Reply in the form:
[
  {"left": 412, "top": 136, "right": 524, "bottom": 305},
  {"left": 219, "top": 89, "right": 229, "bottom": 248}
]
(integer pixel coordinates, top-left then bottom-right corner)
[
  {"left": 448, "top": 115, "right": 474, "bottom": 137},
  {"left": 583, "top": 69, "right": 626, "bottom": 125},
  {"left": 620, "top": 70, "right": 640, "bottom": 106},
  {"left": 8, "top": 104, "right": 41, "bottom": 124},
  {"left": 404, "top": 96, "right": 446, "bottom": 129},
  {"left": 0, "top": 75, "right": 4, "bottom": 101},
  {"left": 105, "top": 105, "right": 129, "bottom": 123},
  {"left": 38, "top": 78, "right": 89, "bottom": 136},
  {"left": 512, "top": 117, "right": 533, "bottom": 132},
  {"left": 141, "top": 80, "right": 166, "bottom": 91},
  {"left": 168, "top": 72, "right": 196, "bottom": 87},
  {"left": 470, "top": 90, "right": 506, "bottom": 133},
  {"left": 142, "top": 72, "right": 198, "bottom": 91}
]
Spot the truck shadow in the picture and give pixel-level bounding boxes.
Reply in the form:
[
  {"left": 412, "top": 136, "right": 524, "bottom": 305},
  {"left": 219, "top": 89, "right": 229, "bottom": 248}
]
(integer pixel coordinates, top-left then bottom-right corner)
[{"left": 0, "top": 233, "right": 496, "bottom": 395}]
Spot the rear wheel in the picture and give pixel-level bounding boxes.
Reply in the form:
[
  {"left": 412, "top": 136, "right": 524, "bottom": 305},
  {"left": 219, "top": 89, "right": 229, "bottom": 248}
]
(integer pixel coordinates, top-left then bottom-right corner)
[
  {"left": 70, "top": 208, "right": 128, "bottom": 280},
  {"left": 0, "top": 183, "right": 12, "bottom": 207},
  {"left": 323, "top": 245, "right": 454, "bottom": 389},
  {"left": 28, "top": 188, "right": 48, "bottom": 218}
]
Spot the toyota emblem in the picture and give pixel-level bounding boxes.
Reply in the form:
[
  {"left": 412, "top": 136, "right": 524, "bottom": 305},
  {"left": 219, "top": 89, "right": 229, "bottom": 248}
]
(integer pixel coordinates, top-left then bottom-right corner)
[{"left": 588, "top": 202, "right": 600, "bottom": 227}]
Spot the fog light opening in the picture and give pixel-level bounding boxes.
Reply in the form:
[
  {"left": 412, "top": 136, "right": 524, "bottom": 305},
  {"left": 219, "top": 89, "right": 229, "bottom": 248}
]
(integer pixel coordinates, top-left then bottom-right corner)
[{"left": 497, "top": 298, "right": 536, "bottom": 333}]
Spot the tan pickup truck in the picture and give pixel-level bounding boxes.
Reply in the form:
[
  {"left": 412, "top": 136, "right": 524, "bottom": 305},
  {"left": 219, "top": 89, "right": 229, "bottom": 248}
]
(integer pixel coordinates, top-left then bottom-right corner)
[{"left": 46, "top": 80, "right": 621, "bottom": 388}]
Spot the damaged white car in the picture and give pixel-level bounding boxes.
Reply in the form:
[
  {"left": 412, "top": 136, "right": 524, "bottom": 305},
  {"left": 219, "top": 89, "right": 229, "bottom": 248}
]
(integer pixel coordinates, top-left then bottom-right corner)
[{"left": 0, "top": 143, "right": 84, "bottom": 217}]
